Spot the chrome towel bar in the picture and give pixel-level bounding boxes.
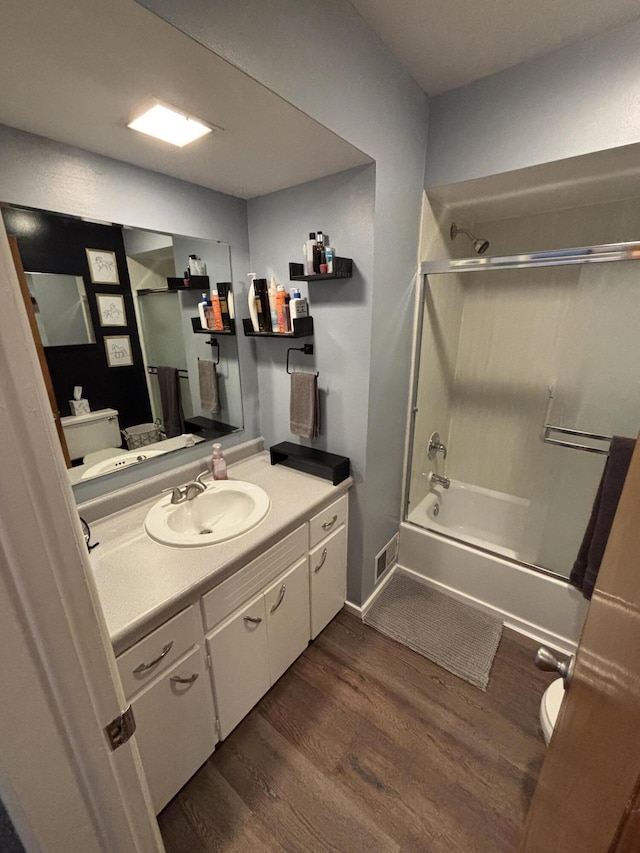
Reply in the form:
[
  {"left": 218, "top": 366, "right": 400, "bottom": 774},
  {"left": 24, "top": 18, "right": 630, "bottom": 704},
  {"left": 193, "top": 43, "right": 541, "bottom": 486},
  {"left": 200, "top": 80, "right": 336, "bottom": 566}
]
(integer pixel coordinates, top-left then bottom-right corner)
[{"left": 543, "top": 424, "right": 611, "bottom": 456}]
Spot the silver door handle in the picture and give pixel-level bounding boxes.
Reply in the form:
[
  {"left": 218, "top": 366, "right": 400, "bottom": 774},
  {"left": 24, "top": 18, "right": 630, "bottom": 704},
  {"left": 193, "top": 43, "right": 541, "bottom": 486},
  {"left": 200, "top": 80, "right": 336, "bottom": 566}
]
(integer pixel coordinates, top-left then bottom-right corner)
[
  {"left": 270, "top": 584, "right": 286, "bottom": 614},
  {"left": 322, "top": 514, "right": 338, "bottom": 530},
  {"left": 170, "top": 673, "right": 199, "bottom": 685},
  {"left": 133, "top": 641, "right": 174, "bottom": 673},
  {"left": 535, "top": 647, "right": 575, "bottom": 689},
  {"left": 314, "top": 548, "right": 328, "bottom": 573},
  {"left": 243, "top": 615, "right": 263, "bottom": 625}
]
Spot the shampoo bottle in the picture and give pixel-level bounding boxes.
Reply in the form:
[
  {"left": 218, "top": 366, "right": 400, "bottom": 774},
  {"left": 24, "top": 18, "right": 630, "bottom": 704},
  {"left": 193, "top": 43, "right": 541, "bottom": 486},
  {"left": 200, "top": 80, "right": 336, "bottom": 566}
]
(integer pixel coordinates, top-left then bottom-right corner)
[
  {"left": 306, "top": 232, "right": 316, "bottom": 275},
  {"left": 211, "top": 287, "right": 224, "bottom": 331},
  {"left": 247, "top": 273, "right": 259, "bottom": 332},
  {"left": 276, "top": 285, "right": 286, "bottom": 332},
  {"left": 254, "top": 278, "right": 270, "bottom": 332},
  {"left": 268, "top": 277, "right": 279, "bottom": 330},
  {"left": 211, "top": 443, "right": 228, "bottom": 480},
  {"left": 198, "top": 293, "right": 208, "bottom": 329},
  {"left": 217, "top": 282, "right": 232, "bottom": 331}
]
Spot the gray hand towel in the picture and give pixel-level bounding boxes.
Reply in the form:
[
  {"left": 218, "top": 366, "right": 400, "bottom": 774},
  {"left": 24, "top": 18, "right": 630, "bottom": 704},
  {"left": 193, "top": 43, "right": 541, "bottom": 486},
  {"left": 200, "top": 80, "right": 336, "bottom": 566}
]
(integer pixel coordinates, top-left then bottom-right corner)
[
  {"left": 198, "top": 359, "right": 220, "bottom": 414},
  {"left": 569, "top": 435, "right": 636, "bottom": 599},
  {"left": 290, "top": 372, "right": 319, "bottom": 439},
  {"left": 157, "top": 365, "right": 184, "bottom": 438}
]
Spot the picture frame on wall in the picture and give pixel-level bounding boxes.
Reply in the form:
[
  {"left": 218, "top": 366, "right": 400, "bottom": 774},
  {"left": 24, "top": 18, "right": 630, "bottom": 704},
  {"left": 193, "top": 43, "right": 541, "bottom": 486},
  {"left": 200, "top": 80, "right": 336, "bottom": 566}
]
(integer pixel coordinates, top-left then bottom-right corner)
[
  {"left": 86, "top": 248, "right": 119, "bottom": 284},
  {"left": 104, "top": 335, "right": 133, "bottom": 367},
  {"left": 96, "top": 294, "right": 126, "bottom": 327}
]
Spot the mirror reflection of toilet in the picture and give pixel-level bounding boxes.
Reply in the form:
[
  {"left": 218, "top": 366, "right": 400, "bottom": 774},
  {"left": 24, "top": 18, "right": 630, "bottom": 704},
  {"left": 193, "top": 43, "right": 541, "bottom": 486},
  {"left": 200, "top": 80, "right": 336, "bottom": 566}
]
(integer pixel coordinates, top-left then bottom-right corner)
[
  {"left": 60, "top": 408, "right": 121, "bottom": 462},
  {"left": 540, "top": 678, "right": 565, "bottom": 745}
]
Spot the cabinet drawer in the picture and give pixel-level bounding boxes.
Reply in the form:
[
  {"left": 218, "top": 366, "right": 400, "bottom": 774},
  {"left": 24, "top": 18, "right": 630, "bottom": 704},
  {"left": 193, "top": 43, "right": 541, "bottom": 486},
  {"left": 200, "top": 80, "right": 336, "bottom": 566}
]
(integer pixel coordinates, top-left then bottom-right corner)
[
  {"left": 202, "top": 524, "right": 307, "bottom": 631},
  {"left": 131, "top": 646, "right": 216, "bottom": 814},
  {"left": 117, "top": 606, "right": 199, "bottom": 701},
  {"left": 265, "top": 556, "right": 310, "bottom": 684},
  {"left": 309, "top": 495, "right": 348, "bottom": 549},
  {"left": 309, "top": 525, "right": 347, "bottom": 639}
]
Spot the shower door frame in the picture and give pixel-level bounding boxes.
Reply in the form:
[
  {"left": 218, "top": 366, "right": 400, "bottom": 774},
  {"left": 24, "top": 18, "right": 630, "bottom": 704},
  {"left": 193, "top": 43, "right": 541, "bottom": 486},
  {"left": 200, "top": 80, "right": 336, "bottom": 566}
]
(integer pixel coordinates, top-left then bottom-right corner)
[{"left": 404, "top": 239, "right": 640, "bottom": 582}]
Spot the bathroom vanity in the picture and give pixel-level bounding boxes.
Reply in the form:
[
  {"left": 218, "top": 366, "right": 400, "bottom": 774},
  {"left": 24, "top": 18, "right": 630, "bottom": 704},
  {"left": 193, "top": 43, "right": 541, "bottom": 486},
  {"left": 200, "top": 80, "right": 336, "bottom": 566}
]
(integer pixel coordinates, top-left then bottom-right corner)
[{"left": 85, "top": 449, "right": 351, "bottom": 813}]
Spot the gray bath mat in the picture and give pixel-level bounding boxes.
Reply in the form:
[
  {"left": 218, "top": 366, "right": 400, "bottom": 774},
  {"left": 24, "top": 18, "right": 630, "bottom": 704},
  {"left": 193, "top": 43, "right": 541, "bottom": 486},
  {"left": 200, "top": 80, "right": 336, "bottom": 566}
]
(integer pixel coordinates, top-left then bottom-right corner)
[{"left": 363, "top": 573, "right": 503, "bottom": 690}]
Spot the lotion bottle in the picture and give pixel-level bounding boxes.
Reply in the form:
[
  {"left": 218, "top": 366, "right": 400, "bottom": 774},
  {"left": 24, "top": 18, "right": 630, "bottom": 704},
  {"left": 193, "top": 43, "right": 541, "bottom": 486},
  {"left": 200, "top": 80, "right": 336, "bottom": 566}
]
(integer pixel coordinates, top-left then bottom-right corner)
[
  {"left": 198, "top": 293, "right": 208, "bottom": 329},
  {"left": 247, "top": 273, "right": 259, "bottom": 332},
  {"left": 306, "top": 232, "right": 316, "bottom": 275},
  {"left": 211, "top": 443, "right": 228, "bottom": 480}
]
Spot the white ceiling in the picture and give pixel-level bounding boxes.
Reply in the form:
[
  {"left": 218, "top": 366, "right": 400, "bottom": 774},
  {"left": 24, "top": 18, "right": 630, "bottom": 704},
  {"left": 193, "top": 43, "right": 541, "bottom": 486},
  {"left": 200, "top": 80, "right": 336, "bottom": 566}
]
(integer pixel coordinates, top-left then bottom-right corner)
[
  {"left": 349, "top": 0, "right": 640, "bottom": 95},
  {"left": 0, "top": 0, "right": 371, "bottom": 200}
]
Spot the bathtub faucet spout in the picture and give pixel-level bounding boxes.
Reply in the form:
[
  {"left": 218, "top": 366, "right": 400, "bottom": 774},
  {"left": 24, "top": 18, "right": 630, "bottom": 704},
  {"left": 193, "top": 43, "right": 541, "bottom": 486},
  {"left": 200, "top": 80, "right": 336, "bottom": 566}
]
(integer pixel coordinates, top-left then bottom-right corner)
[{"left": 429, "top": 472, "right": 450, "bottom": 490}]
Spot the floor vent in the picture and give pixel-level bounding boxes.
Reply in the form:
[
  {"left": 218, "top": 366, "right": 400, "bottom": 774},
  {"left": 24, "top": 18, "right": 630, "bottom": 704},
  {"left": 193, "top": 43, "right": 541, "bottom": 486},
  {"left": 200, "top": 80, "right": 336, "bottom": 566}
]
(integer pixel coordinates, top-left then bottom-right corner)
[{"left": 375, "top": 533, "right": 399, "bottom": 581}]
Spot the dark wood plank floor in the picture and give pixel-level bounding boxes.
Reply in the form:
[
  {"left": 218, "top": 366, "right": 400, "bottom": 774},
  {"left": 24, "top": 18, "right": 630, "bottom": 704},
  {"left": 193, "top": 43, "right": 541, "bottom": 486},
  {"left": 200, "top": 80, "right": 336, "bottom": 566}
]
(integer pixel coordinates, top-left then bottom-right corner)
[{"left": 159, "top": 610, "right": 556, "bottom": 852}]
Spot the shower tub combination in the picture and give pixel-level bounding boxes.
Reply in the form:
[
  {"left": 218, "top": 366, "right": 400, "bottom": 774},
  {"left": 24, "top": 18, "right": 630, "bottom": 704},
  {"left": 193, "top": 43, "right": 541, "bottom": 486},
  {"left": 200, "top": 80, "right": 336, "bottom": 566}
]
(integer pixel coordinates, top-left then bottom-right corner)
[{"left": 395, "top": 240, "right": 640, "bottom": 654}]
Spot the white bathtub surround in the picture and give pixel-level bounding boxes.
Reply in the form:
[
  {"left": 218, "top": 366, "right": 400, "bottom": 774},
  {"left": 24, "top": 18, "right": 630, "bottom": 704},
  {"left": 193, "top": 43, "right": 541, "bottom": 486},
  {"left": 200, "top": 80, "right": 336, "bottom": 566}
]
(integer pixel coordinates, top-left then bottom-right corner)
[
  {"left": 408, "top": 479, "right": 529, "bottom": 561},
  {"left": 398, "top": 522, "right": 588, "bottom": 655}
]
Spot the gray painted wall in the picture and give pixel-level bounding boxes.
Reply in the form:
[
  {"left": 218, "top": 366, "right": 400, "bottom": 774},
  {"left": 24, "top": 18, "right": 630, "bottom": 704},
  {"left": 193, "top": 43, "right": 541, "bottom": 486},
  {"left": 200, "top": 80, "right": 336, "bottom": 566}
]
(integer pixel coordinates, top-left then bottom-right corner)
[
  {"left": 138, "top": 0, "right": 430, "bottom": 604},
  {"left": 247, "top": 164, "right": 375, "bottom": 602},
  {"left": 426, "top": 19, "right": 640, "bottom": 188},
  {"left": 0, "top": 124, "right": 260, "bottom": 502}
]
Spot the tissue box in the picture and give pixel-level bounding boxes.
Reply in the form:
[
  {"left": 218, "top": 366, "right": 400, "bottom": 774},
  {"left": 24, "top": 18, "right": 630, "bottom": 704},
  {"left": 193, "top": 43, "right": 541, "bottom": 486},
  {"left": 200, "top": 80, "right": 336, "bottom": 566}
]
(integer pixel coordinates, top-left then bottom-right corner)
[{"left": 69, "top": 399, "right": 90, "bottom": 416}]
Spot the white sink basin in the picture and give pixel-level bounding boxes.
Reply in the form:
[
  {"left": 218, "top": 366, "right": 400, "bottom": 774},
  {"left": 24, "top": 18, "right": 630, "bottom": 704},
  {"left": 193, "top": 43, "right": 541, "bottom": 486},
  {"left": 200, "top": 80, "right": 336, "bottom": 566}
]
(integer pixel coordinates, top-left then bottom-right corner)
[{"left": 144, "top": 480, "right": 271, "bottom": 547}]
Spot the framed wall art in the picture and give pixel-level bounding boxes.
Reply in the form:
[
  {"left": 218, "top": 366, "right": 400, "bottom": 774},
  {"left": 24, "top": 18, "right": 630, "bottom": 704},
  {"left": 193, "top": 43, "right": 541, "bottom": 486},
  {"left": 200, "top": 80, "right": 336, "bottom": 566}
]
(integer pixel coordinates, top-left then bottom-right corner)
[
  {"left": 104, "top": 335, "right": 133, "bottom": 367},
  {"left": 86, "top": 248, "right": 119, "bottom": 284},
  {"left": 96, "top": 293, "right": 126, "bottom": 327}
]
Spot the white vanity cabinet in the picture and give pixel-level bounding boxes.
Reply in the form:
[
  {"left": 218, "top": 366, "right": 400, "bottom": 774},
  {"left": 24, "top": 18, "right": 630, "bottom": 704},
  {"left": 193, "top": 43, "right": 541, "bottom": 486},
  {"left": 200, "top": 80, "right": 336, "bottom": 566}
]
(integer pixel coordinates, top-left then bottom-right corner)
[
  {"left": 115, "top": 606, "right": 216, "bottom": 814},
  {"left": 309, "top": 495, "right": 348, "bottom": 639}
]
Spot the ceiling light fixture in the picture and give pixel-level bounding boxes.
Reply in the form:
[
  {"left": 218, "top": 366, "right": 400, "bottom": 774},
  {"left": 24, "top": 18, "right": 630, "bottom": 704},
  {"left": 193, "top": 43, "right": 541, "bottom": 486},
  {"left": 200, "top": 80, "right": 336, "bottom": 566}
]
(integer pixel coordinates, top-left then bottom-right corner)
[{"left": 128, "top": 103, "right": 212, "bottom": 148}]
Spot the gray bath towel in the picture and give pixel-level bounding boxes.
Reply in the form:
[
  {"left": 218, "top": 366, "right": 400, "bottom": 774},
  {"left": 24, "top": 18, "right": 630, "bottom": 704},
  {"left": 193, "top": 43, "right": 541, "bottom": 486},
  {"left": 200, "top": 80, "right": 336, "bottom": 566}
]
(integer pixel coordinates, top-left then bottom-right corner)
[
  {"left": 198, "top": 359, "right": 220, "bottom": 414},
  {"left": 157, "top": 365, "right": 184, "bottom": 438},
  {"left": 290, "top": 371, "right": 319, "bottom": 439},
  {"left": 570, "top": 435, "right": 636, "bottom": 599}
]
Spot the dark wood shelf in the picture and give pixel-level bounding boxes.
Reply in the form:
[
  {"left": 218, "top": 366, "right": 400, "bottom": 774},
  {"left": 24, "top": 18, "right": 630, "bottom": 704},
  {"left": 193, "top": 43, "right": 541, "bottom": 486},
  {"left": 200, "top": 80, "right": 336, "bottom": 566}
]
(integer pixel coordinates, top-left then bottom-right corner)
[
  {"left": 167, "top": 275, "right": 210, "bottom": 291},
  {"left": 191, "top": 317, "right": 235, "bottom": 335},
  {"left": 288, "top": 257, "right": 353, "bottom": 281},
  {"left": 270, "top": 441, "right": 350, "bottom": 485},
  {"left": 242, "top": 316, "right": 314, "bottom": 338}
]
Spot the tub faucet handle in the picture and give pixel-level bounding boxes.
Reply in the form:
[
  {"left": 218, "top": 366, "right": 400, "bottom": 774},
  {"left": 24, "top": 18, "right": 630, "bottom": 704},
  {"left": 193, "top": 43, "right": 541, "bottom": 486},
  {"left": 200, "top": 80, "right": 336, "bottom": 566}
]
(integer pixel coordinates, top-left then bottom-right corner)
[{"left": 428, "top": 432, "right": 447, "bottom": 460}]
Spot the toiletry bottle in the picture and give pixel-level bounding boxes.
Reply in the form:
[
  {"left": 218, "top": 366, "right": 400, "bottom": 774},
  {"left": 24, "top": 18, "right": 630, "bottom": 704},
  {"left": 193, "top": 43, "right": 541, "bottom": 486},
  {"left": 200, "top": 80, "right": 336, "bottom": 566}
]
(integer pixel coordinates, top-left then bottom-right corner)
[
  {"left": 254, "top": 278, "right": 270, "bottom": 332},
  {"left": 268, "top": 277, "right": 279, "bottom": 330},
  {"left": 211, "top": 443, "right": 228, "bottom": 480},
  {"left": 188, "top": 254, "right": 199, "bottom": 275},
  {"left": 313, "top": 231, "right": 324, "bottom": 273},
  {"left": 217, "top": 282, "right": 232, "bottom": 331},
  {"left": 183, "top": 270, "right": 190, "bottom": 287},
  {"left": 289, "top": 288, "right": 308, "bottom": 320},
  {"left": 227, "top": 283, "right": 235, "bottom": 320},
  {"left": 247, "top": 273, "right": 259, "bottom": 332},
  {"left": 276, "top": 285, "right": 286, "bottom": 332},
  {"left": 306, "top": 232, "right": 316, "bottom": 275},
  {"left": 198, "top": 292, "right": 208, "bottom": 329},
  {"left": 283, "top": 291, "right": 291, "bottom": 333},
  {"left": 324, "top": 242, "right": 334, "bottom": 275},
  {"left": 211, "top": 286, "right": 224, "bottom": 331},
  {"left": 194, "top": 257, "right": 206, "bottom": 276}
]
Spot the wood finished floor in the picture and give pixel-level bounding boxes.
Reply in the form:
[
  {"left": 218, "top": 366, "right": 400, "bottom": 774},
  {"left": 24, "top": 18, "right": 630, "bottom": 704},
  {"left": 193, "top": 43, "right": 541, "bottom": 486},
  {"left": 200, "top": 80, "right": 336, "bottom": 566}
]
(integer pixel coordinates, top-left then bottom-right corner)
[{"left": 158, "top": 610, "right": 555, "bottom": 852}]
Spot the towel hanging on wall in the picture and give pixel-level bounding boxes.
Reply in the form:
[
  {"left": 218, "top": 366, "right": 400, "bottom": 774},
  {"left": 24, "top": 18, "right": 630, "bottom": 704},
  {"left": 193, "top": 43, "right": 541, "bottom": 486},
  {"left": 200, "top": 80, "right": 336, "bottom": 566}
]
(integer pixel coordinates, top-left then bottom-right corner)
[
  {"left": 290, "top": 371, "right": 319, "bottom": 439},
  {"left": 569, "top": 435, "right": 636, "bottom": 599},
  {"left": 198, "top": 359, "right": 220, "bottom": 414},
  {"left": 157, "top": 365, "right": 184, "bottom": 438}
]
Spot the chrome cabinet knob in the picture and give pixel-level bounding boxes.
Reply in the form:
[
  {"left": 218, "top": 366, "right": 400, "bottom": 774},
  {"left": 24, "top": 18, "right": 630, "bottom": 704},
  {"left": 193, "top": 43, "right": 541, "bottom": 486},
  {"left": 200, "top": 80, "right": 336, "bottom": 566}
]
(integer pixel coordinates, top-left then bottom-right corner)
[{"left": 535, "top": 646, "right": 574, "bottom": 689}]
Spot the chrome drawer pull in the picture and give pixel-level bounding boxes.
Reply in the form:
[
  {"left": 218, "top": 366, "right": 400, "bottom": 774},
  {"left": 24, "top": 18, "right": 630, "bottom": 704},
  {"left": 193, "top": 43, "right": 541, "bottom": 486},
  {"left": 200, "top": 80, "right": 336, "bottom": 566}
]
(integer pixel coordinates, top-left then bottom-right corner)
[
  {"left": 243, "top": 615, "right": 263, "bottom": 625},
  {"left": 314, "top": 547, "right": 328, "bottom": 573},
  {"left": 170, "top": 673, "right": 199, "bottom": 685},
  {"left": 321, "top": 514, "right": 338, "bottom": 530},
  {"left": 270, "top": 584, "right": 286, "bottom": 614},
  {"left": 133, "top": 640, "right": 174, "bottom": 674}
]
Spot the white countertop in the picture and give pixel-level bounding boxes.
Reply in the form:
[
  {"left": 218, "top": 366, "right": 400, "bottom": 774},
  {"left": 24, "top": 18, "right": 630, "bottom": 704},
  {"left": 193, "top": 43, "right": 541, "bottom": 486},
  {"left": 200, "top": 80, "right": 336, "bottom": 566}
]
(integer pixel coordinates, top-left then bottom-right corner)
[{"left": 90, "top": 452, "right": 351, "bottom": 655}]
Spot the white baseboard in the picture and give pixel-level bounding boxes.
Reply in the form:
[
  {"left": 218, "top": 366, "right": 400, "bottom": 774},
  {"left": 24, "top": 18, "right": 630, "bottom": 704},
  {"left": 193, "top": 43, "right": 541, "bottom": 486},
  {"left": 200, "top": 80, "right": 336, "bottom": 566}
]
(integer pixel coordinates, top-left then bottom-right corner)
[{"left": 343, "top": 565, "right": 399, "bottom": 620}]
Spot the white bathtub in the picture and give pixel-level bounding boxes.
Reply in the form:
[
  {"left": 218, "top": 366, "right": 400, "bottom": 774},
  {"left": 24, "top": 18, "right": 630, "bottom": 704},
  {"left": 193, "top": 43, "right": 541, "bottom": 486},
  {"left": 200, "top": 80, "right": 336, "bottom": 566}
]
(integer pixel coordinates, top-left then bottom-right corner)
[
  {"left": 408, "top": 480, "right": 528, "bottom": 560},
  {"left": 401, "top": 480, "right": 588, "bottom": 652}
]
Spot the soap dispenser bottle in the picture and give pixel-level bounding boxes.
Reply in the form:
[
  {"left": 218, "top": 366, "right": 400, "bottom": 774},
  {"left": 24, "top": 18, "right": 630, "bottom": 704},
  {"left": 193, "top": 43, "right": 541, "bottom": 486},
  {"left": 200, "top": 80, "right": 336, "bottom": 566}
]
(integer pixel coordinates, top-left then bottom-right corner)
[{"left": 211, "top": 443, "right": 228, "bottom": 480}]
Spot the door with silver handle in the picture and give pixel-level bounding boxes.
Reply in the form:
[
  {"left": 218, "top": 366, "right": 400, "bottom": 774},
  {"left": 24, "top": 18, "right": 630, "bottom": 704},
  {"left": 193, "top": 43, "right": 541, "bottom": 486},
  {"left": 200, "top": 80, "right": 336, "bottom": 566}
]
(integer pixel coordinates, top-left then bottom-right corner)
[{"left": 535, "top": 646, "right": 575, "bottom": 689}]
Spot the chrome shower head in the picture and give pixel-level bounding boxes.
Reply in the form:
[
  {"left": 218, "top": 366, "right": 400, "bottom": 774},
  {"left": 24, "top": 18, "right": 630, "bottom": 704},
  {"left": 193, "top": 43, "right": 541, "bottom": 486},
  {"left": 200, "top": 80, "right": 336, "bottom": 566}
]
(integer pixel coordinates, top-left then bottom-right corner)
[{"left": 450, "top": 222, "right": 490, "bottom": 255}]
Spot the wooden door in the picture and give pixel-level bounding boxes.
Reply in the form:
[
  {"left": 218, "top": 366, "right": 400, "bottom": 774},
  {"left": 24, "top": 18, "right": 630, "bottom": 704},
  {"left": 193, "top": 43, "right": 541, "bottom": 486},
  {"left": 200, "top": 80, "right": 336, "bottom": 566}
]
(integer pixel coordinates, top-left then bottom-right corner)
[
  {"left": 522, "top": 439, "right": 640, "bottom": 851},
  {"left": 8, "top": 235, "right": 71, "bottom": 467},
  {"left": 264, "top": 556, "right": 310, "bottom": 683}
]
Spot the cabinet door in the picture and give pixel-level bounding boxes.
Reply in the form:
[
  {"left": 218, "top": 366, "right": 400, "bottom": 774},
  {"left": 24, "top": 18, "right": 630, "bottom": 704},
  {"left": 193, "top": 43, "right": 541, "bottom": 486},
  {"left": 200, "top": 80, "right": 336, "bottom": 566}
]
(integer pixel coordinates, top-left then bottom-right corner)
[
  {"left": 264, "top": 556, "right": 310, "bottom": 684},
  {"left": 207, "top": 594, "right": 269, "bottom": 740},
  {"left": 309, "top": 525, "right": 347, "bottom": 639},
  {"left": 131, "top": 646, "right": 216, "bottom": 814}
]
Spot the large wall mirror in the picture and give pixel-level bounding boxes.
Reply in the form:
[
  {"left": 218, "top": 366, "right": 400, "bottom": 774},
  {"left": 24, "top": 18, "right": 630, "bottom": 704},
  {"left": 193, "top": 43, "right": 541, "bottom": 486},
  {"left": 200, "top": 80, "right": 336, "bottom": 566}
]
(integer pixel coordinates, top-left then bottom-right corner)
[{"left": 3, "top": 204, "right": 243, "bottom": 484}]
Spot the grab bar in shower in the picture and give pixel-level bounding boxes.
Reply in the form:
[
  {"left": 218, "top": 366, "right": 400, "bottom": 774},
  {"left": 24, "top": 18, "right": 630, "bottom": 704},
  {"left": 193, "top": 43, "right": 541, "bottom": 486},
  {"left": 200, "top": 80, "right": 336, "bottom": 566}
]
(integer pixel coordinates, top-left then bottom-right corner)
[{"left": 542, "top": 424, "right": 611, "bottom": 456}]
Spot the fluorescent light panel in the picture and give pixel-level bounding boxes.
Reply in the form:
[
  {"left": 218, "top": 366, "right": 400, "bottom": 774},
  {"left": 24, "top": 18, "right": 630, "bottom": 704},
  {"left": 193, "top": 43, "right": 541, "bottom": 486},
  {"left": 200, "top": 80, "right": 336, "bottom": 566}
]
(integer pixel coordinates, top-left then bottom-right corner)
[{"left": 128, "top": 103, "right": 212, "bottom": 147}]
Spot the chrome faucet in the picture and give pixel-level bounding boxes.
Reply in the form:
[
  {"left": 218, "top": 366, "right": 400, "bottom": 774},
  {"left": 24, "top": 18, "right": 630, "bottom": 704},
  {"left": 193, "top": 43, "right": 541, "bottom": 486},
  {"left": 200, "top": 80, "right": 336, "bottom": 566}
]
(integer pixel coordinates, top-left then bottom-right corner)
[
  {"left": 427, "top": 431, "right": 447, "bottom": 461},
  {"left": 162, "top": 471, "right": 208, "bottom": 504},
  {"left": 429, "top": 473, "right": 450, "bottom": 490}
]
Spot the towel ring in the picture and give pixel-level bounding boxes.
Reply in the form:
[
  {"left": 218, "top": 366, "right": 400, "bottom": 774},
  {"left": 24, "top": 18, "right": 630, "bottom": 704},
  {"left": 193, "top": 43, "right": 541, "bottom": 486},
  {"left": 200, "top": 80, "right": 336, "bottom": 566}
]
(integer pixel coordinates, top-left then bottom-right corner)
[
  {"left": 202, "top": 338, "right": 219, "bottom": 365},
  {"left": 286, "top": 343, "right": 318, "bottom": 376}
]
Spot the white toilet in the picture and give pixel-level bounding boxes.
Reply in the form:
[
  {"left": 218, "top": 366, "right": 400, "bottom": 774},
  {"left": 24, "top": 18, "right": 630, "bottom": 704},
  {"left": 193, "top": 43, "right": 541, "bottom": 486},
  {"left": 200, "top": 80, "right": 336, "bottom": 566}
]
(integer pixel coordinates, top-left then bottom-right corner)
[
  {"left": 61, "top": 408, "right": 121, "bottom": 461},
  {"left": 540, "top": 677, "right": 565, "bottom": 745}
]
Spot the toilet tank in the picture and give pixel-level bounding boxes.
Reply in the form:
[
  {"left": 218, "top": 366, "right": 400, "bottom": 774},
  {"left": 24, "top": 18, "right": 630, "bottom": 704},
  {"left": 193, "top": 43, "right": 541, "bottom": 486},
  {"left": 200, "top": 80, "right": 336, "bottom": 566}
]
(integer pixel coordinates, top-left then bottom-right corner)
[{"left": 61, "top": 408, "right": 121, "bottom": 461}]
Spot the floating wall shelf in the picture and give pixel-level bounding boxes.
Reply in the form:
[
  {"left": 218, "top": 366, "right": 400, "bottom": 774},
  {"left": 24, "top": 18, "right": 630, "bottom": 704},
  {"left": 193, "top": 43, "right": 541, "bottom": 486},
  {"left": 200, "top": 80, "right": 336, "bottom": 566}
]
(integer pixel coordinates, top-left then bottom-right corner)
[
  {"left": 270, "top": 442, "right": 350, "bottom": 485},
  {"left": 190, "top": 317, "right": 236, "bottom": 336},
  {"left": 288, "top": 257, "right": 353, "bottom": 281},
  {"left": 167, "top": 275, "right": 210, "bottom": 291},
  {"left": 242, "top": 316, "right": 314, "bottom": 338}
]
